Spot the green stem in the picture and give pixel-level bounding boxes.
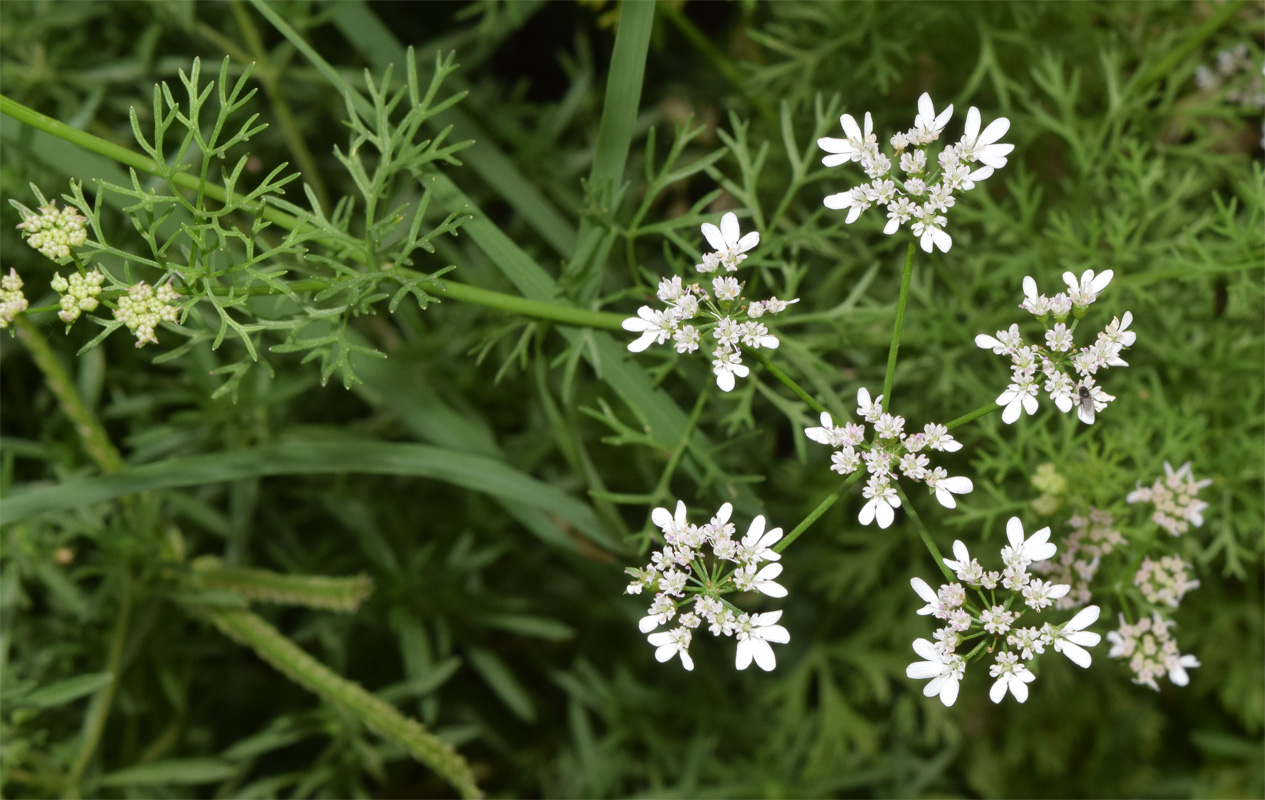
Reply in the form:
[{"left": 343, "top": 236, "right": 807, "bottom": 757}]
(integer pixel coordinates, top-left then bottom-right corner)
[
  {"left": 193, "top": 605, "right": 482, "bottom": 799},
  {"left": 774, "top": 472, "right": 862, "bottom": 553},
  {"left": 881, "top": 242, "right": 916, "bottom": 405},
  {"left": 0, "top": 94, "right": 623, "bottom": 332},
  {"left": 744, "top": 346, "right": 827, "bottom": 414},
  {"left": 15, "top": 317, "right": 123, "bottom": 473},
  {"left": 945, "top": 401, "right": 1001, "bottom": 431},
  {"left": 66, "top": 574, "right": 133, "bottom": 796},
  {"left": 895, "top": 483, "right": 957, "bottom": 584}
]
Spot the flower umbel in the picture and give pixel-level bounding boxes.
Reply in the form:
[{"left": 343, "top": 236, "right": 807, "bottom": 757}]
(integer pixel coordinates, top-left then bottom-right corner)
[
  {"left": 804, "top": 388, "right": 970, "bottom": 528},
  {"left": 114, "top": 282, "right": 182, "bottom": 347},
  {"left": 1107, "top": 612, "right": 1200, "bottom": 691},
  {"left": 0, "top": 269, "right": 30, "bottom": 329},
  {"left": 1126, "top": 461, "right": 1211, "bottom": 537},
  {"left": 50, "top": 270, "right": 105, "bottom": 326},
  {"left": 977, "top": 272, "right": 1134, "bottom": 425},
  {"left": 622, "top": 212, "right": 798, "bottom": 392},
  {"left": 626, "top": 500, "right": 791, "bottom": 671},
  {"left": 13, "top": 199, "right": 89, "bottom": 262},
  {"left": 907, "top": 517, "right": 1101, "bottom": 705},
  {"left": 818, "top": 92, "right": 1013, "bottom": 253}
]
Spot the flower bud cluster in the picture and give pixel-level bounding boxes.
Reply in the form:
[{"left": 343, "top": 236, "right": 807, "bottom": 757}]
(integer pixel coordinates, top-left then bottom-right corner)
[
  {"left": 804, "top": 387, "right": 971, "bottom": 528},
  {"left": 50, "top": 270, "right": 105, "bottom": 325},
  {"left": 1133, "top": 555, "right": 1200, "bottom": 609},
  {"left": 818, "top": 93, "right": 1014, "bottom": 253},
  {"left": 1126, "top": 461, "right": 1211, "bottom": 537},
  {"left": 1106, "top": 612, "right": 1200, "bottom": 691},
  {"left": 906, "top": 517, "right": 1102, "bottom": 706},
  {"left": 976, "top": 270, "right": 1135, "bottom": 425},
  {"left": 622, "top": 212, "right": 798, "bottom": 392},
  {"left": 15, "top": 200, "right": 89, "bottom": 261},
  {"left": 0, "top": 269, "right": 30, "bottom": 329},
  {"left": 625, "top": 501, "right": 790, "bottom": 672},
  {"left": 114, "top": 282, "right": 181, "bottom": 347},
  {"left": 1030, "top": 507, "right": 1126, "bottom": 610}
]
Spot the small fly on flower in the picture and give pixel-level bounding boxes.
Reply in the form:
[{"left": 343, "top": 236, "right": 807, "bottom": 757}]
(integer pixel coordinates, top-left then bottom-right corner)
[{"left": 1077, "top": 384, "right": 1095, "bottom": 424}]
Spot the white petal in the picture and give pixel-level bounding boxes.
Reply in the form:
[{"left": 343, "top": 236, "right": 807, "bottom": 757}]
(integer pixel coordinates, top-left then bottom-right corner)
[
  {"left": 1006, "top": 517, "right": 1026, "bottom": 548},
  {"left": 840, "top": 113, "right": 862, "bottom": 141},
  {"left": 640, "top": 616, "right": 661, "bottom": 634},
  {"left": 679, "top": 650, "right": 694, "bottom": 671},
  {"left": 964, "top": 107, "right": 981, "bottom": 141},
  {"left": 910, "top": 577, "right": 938, "bottom": 605},
  {"left": 978, "top": 116, "right": 1010, "bottom": 146},
  {"left": 817, "top": 136, "right": 850, "bottom": 153},
  {"left": 737, "top": 231, "right": 760, "bottom": 253},
  {"left": 1002, "top": 397, "right": 1022, "bottom": 424},
  {"left": 651, "top": 506, "right": 673, "bottom": 530},
  {"left": 989, "top": 678, "right": 1007, "bottom": 703},
  {"left": 760, "top": 624, "right": 790, "bottom": 644},
  {"left": 1058, "top": 641, "right": 1092, "bottom": 668},
  {"left": 911, "top": 638, "right": 938, "bottom": 660},
  {"left": 975, "top": 333, "right": 1001, "bottom": 349},
  {"left": 744, "top": 515, "right": 766, "bottom": 545},
  {"left": 701, "top": 222, "right": 726, "bottom": 252},
  {"left": 1010, "top": 677, "right": 1029, "bottom": 703},
  {"left": 941, "top": 476, "right": 973, "bottom": 495},
  {"left": 823, "top": 193, "right": 851, "bottom": 209},
  {"left": 719, "top": 212, "right": 740, "bottom": 246},
  {"left": 735, "top": 639, "right": 753, "bottom": 670},
  {"left": 1065, "top": 605, "right": 1101, "bottom": 631},
  {"left": 938, "top": 676, "right": 959, "bottom": 706},
  {"left": 715, "top": 369, "right": 735, "bottom": 392},
  {"left": 654, "top": 643, "right": 677, "bottom": 663},
  {"left": 875, "top": 501, "right": 895, "bottom": 529},
  {"left": 858, "top": 500, "right": 876, "bottom": 526},
  {"left": 1090, "top": 269, "right": 1114, "bottom": 293},
  {"left": 1078, "top": 404, "right": 1095, "bottom": 425},
  {"left": 751, "top": 639, "right": 777, "bottom": 671}
]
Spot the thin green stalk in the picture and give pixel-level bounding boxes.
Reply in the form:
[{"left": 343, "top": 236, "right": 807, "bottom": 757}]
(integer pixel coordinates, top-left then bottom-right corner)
[
  {"left": 194, "top": 605, "right": 482, "bottom": 799},
  {"left": 945, "top": 401, "right": 1001, "bottom": 431},
  {"left": 14, "top": 317, "right": 123, "bottom": 474},
  {"left": 744, "top": 346, "right": 827, "bottom": 414},
  {"left": 775, "top": 472, "right": 862, "bottom": 553},
  {"left": 881, "top": 241, "right": 916, "bottom": 405},
  {"left": 65, "top": 575, "right": 133, "bottom": 797},
  {"left": 0, "top": 94, "right": 623, "bottom": 332},
  {"left": 896, "top": 483, "right": 956, "bottom": 584},
  {"left": 229, "top": 0, "right": 330, "bottom": 210}
]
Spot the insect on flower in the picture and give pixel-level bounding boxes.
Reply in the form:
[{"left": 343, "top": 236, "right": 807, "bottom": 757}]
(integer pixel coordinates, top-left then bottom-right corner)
[{"left": 1077, "top": 384, "right": 1095, "bottom": 424}]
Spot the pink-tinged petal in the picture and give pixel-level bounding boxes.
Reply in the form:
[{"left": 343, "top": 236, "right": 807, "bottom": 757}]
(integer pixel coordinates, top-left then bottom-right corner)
[
  {"left": 719, "top": 212, "right": 740, "bottom": 246},
  {"left": 701, "top": 222, "right": 726, "bottom": 252}
]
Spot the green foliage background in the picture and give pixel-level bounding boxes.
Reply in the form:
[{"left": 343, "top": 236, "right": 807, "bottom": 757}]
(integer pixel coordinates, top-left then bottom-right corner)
[{"left": 1, "top": 1, "right": 1262, "bottom": 797}]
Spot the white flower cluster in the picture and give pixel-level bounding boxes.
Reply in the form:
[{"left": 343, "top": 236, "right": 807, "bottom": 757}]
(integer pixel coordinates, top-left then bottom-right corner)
[
  {"left": 1126, "top": 461, "right": 1211, "bottom": 537},
  {"left": 804, "top": 388, "right": 971, "bottom": 528},
  {"left": 1106, "top": 612, "right": 1200, "bottom": 691},
  {"left": 976, "top": 270, "right": 1135, "bottom": 425},
  {"left": 1194, "top": 44, "right": 1265, "bottom": 109},
  {"left": 114, "top": 282, "right": 181, "bottom": 347},
  {"left": 0, "top": 269, "right": 30, "bottom": 329},
  {"left": 1134, "top": 555, "right": 1200, "bottom": 609},
  {"left": 625, "top": 501, "right": 790, "bottom": 672},
  {"left": 14, "top": 200, "right": 89, "bottom": 261},
  {"left": 622, "top": 212, "right": 798, "bottom": 392},
  {"left": 1030, "top": 507, "right": 1126, "bottom": 610},
  {"left": 906, "top": 517, "right": 1102, "bottom": 706},
  {"left": 817, "top": 92, "right": 1013, "bottom": 253},
  {"left": 50, "top": 270, "right": 105, "bottom": 325}
]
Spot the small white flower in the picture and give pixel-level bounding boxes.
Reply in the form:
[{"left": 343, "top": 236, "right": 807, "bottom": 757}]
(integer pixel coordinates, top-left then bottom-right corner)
[
  {"left": 1168, "top": 653, "right": 1201, "bottom": 686},
  {"left": 623, "top": 306, "right": 674, "bottom": 352},
  {"left": 818, "top": 111, "right": 876, "bottom": 166},
  {"left": 733, "top": 562, "right": 788, "bottom": 598},
  {"left": 734, "top": 610, "right": 791, "bottom": 671},
  {"left": 925, "top": 469, "right": 973, "bottom": 509},
  {"left": 701, "top": 212, "right": 760, "bottom": 268},
  {"left": 711, "top": 349, "right": 749, "bottom": 392},
  {"left": 906, "top": 638, "right": 965, "bottom": 706},
  {"left": 911, "top": 212, "right": 951, "bottom": 253},
  {"left": 942, "top": 540, "right": 985, "bottom": 585},
  {"left": 1001, "top": 517, "right": 1057, "bottom": 567},
  {"left": 958, "top": 107, "right": 1014, "bottom": 170},
  {"left": 1022, "top": 578, "right": 1070, "bottom": 611},
  {"left": 996, "top": 376, "right": 1040, "bottom": 424},
  {"left": 859, "top": 478, "right": 900, "bottom": 528},
  {"left": 647, "top": 627, "right": 694, "bottom": 671},
  {"left": 1052, "top": 605, "right": 1102, "bottom": 668},
  {"left": 856, "top": 387, "right": 884, "bottom": 422},
  {"left": 739, "top": 515, "right": 783, "bottom": 563},
  {"left": 910, "top": 576, "right": 943, "bottom": 617},
  {"left": 988, "top": 651, "right": 1036, "bottom": 703},
  {"left": 913, "top": 93, "right": 954, "bottom": 142}
]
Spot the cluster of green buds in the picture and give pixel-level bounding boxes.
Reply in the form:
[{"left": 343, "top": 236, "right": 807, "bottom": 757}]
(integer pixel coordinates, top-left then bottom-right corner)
[
  {"left": 114, "top": 282, "right": 181, "bottom": 347},
  {"left": 14, "top": 200, "right": 89, "bottom": 261},
  {"left": 0, "top": 269, "right": 29, "bottom": 329},
  {"left": 51, "top": 270, "right": 105, "bottom": 325}
]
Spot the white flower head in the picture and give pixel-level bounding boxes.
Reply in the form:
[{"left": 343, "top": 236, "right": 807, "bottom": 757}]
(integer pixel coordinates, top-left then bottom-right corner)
[
  {"left": 1002, "top": 516, "right": 1057, "bottom": 568},
  {"left": 958, "top": 106, "right": 1014, "bottom": 170},
  {"left": 623, "top": 306, "right": 675, "bottom": 353},
  {"left": 701, "top": 212, "right": 760, "bottom": 269},
  {"left": 988, "top": 650, "right": 1036, "bottom": 703},
  {"left": 1052, "top": 605, "right": 1102, "bottom": 668},
  {"left": 647, "top": 627, "right": 694, "bottom": 671},
  {"left": 739, "top": 515, "right": 783, "bottom": 564}
]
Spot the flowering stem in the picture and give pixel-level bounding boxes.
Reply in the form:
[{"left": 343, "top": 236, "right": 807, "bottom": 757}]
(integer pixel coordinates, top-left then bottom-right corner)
[
  {"left": 0, "top": 94, "right": 625, "bottom": 334},
  {"left": 744, "top": 346, "right": 827, "bottom": 414},
  {"left": 775, "top": 472, "right": 862, "bottom": 553},
  {"left": 880, "top": 241, "right": 917, "bottom": 405},
  {"left": 895, "top": 483, "right": 957, "bottom": 584},
  {"left": 945, "top": 401, "right": 1000, "bottom": 431}
]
